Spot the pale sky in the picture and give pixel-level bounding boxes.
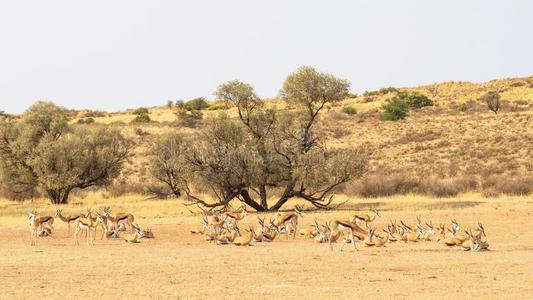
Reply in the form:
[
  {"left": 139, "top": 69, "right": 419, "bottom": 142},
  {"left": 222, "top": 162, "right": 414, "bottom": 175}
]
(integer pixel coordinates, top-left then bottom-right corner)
[{"left": 1, "top": 1, "right": 532, "bottom": 114}]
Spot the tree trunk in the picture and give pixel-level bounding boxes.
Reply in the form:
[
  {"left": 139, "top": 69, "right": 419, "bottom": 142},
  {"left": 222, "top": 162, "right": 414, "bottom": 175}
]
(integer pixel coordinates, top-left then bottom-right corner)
[
  {"left": 259, "top": 185, "right": 267, "bottom": 208},
  {"left": 240, "top": 189, "right": 268, "bottom": 211},
  {"left": 47, "top": 188, "right": 72, "bottom": 204}
]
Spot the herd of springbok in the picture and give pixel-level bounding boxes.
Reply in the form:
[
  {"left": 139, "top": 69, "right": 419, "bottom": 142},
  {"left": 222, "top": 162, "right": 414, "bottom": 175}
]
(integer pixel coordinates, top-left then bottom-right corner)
[
  {"left": 27, "top": 204, "right": 490, "bottom": 252},
  {"left": 28, "top": 207, "right": 153, "bottom": 246},
  {"left": 189, "top": 205, "right": 490, "bottom": 252}
]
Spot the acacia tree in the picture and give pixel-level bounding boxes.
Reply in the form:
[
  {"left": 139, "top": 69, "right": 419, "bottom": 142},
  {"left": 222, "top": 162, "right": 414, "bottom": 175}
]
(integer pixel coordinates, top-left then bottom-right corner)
[
  {"left": 0, "top": 102, "right": 131, "bottom": 204},
  {"left": 150, "top": 67, "right": 367, "bottom": 211}
]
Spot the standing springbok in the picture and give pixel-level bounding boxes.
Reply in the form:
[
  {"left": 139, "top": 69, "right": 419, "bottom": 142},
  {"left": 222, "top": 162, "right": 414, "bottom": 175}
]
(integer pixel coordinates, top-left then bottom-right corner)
[
  {"left": 54, "top": 209, "right": 83, "bottom": 235},
  {"left": 103, "top": 207, "right": 135, "bottom": 232},
  {"left": 274, "top": 205, "right": 304, "bottom": 239},
  {"left": 328, "top": 218, "right": 367, "bottom": 252}
]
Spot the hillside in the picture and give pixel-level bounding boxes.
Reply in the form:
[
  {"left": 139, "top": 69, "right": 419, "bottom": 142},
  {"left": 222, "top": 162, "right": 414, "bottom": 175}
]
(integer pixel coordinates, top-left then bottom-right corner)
[{"left": 45, "top": 76, "right": 533, "bottom": 199}]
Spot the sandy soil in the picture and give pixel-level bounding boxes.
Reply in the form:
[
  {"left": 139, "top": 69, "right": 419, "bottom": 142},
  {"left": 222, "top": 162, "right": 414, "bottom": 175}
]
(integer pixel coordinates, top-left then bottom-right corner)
[{"left": 1, "top": 197, "right": 533, "bottom": 299}]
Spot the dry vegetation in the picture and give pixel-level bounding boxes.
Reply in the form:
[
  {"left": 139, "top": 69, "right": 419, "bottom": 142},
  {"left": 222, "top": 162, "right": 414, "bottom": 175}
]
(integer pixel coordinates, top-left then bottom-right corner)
[{"left": 62, "top": 76, "right": 533, "bottom": 200}]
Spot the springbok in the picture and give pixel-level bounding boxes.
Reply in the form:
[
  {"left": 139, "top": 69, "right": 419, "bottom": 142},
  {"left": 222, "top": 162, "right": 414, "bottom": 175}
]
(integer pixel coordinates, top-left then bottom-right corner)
[
  {"left": 223, "top": 205, "right": 247, "bottom": 226},
  {"left": 233, "top": 226, "right": 255, "bottom": 246},
  {"left": 73, "top": 213, "right": 104, "bottom": 246},
  {"left": 351, "top": 207, "right": 381, "bottom": 225},
  {"left": 328, "top": 218, "right": 367, "bottom": 252},
  {"left": 103, "top": 207, "right": 135, "bottom": 232},
  {"left": 274, "top": 205, "right": 304, "bottom": 239},
  {"left": 123, "top": 223, "right": 144, "bottom": 243},
  {"left": 54, "top": 209, "right": 83, "bottom": 235}
]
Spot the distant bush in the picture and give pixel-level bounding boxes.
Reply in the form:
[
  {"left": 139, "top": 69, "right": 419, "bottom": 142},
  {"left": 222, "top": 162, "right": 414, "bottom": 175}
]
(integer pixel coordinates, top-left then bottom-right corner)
[
  {"left": 458, "top": 102, "right": 468, "bottom": 112},
  {"left": 341, "top": 106, "right": 357, "bottom": 115},
  {"left": 167, "top": 100, "right": 174, "bottom": 109},
  {"left": 184, "top": 97, "right": 209, "bottom": 111},
  {"left": 175, "top": 100, "right": 184, "bottom": 109},
  {"left": 206, "top": 102, "right": 228, "bottom": 111},
  {"left": 133, "top": 107, "right": 149, "bottom": 115},
  {"left": 483, "top": 175, "right": 533, "bottom": 196},
  {"left": 132, "top": 112, "right": 151, "bottom": 123},
  {"left": 77, "top": 117, "right": 95, "bottom": 124},
  {"left": 421, "top": 178, "right": 459, "bottom": 197},
  {"left": 363, "top": 87, "right": 398, "bottom": 97},
  {"left": 83, "top": 110, "right": 107, "bottom": 118},
  {"left": 510, "top": 82, "right": 525, "bottom": 87},
  {"left": 399, "top": 92, "right": 433, "bottom": 109},
  {"left": 176, "top": 110, "right": 203, "bottom": 127},
  {"left": 353, "top": 174, "right": 420, "bottom": 197},
  {"left": 479, "top": 91, "right": 501, "bottom": 114},
  {"left": 381, "top": 98, "right": 409, "bottom": 121}
]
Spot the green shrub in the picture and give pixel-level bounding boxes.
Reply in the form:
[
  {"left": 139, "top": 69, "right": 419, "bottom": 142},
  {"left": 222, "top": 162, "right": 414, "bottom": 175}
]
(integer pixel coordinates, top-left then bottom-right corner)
[
  {"left": 381, "top": 98, "right": 409, "bottom": 121},
  {"left": 176, "top": 110, "right": 203, "bottom": 127},
  {"left": 458, "top": 102, "right": 468, "bottom": 112},
  {"left": 77, "top": 117, "right": 95, "bottom": 124},
  {"left": 133, "top": 107, "right": 149, "bottom": 115},
  {"left": 175, "top": 100, "right": 184, "bottom": 109},
  {"left": 363, "top": 87, "right": 398, "bottom": 97},
  {"left": 399, "top": 92, "right": 433, "bottom": 109},
  {"left": 184, "top": 97, "right": 209, "bottom": 111},
  {"left": 132, "top": 113, "right": 151, "bottom": 123},
  {"left": 341, "top": 106, "right": 357, "bottom": 115}
]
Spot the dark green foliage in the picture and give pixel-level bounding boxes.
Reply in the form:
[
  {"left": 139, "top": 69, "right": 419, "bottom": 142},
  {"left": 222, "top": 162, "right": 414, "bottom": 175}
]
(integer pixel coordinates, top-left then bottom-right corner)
[
  {"left": 132, "top": 113, "right": 151, "bottom": 123},
  {"left": 381, "top": 98, "right": 410, "bottom": 121},
  {"left": 184, "top": 97, "right": 209, "bottom": 111},
  {"left": 399, "top": 92, "right": 434, "bottom": 109}
]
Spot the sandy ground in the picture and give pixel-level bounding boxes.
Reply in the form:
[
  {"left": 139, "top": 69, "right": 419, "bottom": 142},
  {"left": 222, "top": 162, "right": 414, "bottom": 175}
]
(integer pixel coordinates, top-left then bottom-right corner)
[{"left": 1, "top": 197, "right": 533, "bottom": 299}]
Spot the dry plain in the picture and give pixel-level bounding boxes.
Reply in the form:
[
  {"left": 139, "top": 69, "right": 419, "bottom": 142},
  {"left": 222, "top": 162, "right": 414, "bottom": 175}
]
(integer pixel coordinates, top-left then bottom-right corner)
[{"left": 1, "top": 194, "right": 532, "bottom": 299}]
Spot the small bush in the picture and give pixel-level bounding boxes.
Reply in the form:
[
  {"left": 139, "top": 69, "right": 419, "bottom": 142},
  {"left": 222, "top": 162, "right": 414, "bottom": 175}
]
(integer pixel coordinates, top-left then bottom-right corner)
[
  {"left": 83, "top": 110, "right": 107, "bottom": 118},
  {"left": 346, "top": 92, "right": 358, "bottom": 98},
  {"left": 167, "top": 100, "right": 174, "bottom": 109},
  {"left": 399, "top": 92, "right": 434, "bottom": 109},
  {"left": 77, "top": 117, "right": 95, "bottom": 124},
  {"left": 363, "top": 87, "right": 398, "bottom": 97},
  {"left": 458, "top": 102, "right": 468, "bottom": 112},
  {"left": 381, "top": 98, "right": 409, "bottom": 121},
  {"left": 175, "top": 100, "right": 184, "bottom": 109},
  {"left": 353, "top": 174, "right": 420, "bottom": 197},
  {"left": 135, "top": 128, "right": 150, "bottom": 136},
  {"left": 176, "top": 110, "right": 203, "bottom": 127},
  {"left": 341, "top": 106, "right": 357, "bottom": 115},
  {"left": 132, "top": 113, "right": 151, "bottom": 123},
  {"left": 184, "top": 97, "right": 209, "bottom": 111},
  {"left": 133, "top": 107, "right": 149, "bottom": 115},
  {"left": 421, "top": 178, "right": 459, "bottom": 197},
  {"left": 479, "top": 91, "right": 501, "bottom": 114},
  {"left": 510, "top": 81, "right": 525, "bottom": 87}
]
